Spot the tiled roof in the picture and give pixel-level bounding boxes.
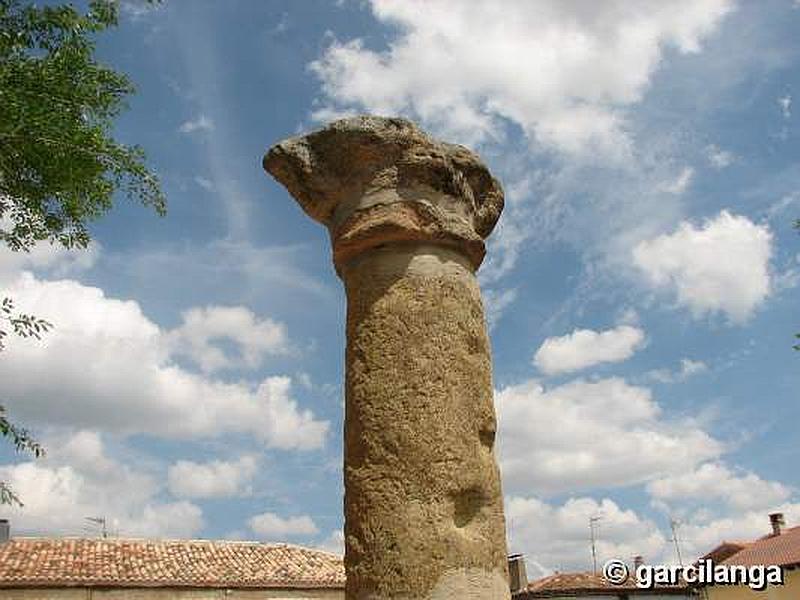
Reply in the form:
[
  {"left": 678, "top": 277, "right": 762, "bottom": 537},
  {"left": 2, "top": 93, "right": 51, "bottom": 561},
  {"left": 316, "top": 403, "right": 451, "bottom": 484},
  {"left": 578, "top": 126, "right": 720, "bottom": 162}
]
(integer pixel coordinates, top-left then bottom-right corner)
[
  {"left": 0, "top": 538, "right": 345, "bottom": 589},
  {"left": 521, "top": 572, "right": 688, "bottom": 597},
  {"left": 700, "top": 541, "right": 752, "bottom": 564},
  {"left": 721, "top": 526, "right": 800, "bottom": 568}
]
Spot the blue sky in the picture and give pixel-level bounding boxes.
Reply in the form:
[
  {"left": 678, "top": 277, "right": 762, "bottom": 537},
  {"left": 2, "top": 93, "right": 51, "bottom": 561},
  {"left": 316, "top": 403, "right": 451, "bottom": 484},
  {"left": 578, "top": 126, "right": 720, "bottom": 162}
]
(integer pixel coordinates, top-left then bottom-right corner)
[{"left": 1, "top": 0, "right": 799, "bottom": 577}]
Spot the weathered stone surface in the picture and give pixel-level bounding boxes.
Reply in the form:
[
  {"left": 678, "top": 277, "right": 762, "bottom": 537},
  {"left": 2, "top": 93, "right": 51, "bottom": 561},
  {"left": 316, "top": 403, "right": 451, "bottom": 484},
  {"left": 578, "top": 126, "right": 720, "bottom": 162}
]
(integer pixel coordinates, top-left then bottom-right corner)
[
  {"left": 264, "top": 116, "right": 510, "bottom": 600},
  {"left": 262, "top": 116, "right": 504, "bottom": 273},
  {"left": 340, "top": 246, "right": 509, "bottom": 600}
]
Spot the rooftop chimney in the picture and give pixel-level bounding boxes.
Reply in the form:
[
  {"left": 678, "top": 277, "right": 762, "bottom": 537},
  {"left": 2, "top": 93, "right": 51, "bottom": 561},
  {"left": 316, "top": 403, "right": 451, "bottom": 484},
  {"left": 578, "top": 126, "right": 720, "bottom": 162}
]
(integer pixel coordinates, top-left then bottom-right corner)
[
  {"left": 508, "top": 554, "right": 528, "bottom": 594},
  {"left": 769, "top": 513, "right": 785, "bottom": 536},
  {"left": 0, "top": 519, "right": 9, "bottom": 543}
]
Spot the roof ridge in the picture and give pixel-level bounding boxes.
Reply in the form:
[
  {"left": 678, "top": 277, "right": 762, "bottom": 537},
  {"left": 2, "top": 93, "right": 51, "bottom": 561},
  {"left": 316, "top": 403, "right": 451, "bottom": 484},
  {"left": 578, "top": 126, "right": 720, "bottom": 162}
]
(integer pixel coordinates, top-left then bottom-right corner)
[
  {"left": 8, "top": 536, "right": 335, "bottom": 550},
  {"left": 718, "top": 539, "right": 751, "bottom": 545},
  {"left": 527, "top": 570, "right": 688, "bottom": 593},
  {"left": 719, "top": 524, "right": 800, "bottom": 569}
]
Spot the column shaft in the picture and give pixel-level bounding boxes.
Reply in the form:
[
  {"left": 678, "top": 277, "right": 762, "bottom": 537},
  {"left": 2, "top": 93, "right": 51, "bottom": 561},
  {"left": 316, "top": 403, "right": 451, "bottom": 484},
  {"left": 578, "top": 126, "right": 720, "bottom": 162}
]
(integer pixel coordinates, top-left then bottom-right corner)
[{"left": 342, "top": 246, "right": 509, "bottom": 599}]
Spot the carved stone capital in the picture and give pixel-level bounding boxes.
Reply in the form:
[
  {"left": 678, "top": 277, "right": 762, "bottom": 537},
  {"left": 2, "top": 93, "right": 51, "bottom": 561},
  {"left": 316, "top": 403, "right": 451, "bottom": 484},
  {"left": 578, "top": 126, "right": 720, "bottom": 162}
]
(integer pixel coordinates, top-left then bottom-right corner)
[{"left": 263, "top": 116, "right": 504, "bottom": 273}]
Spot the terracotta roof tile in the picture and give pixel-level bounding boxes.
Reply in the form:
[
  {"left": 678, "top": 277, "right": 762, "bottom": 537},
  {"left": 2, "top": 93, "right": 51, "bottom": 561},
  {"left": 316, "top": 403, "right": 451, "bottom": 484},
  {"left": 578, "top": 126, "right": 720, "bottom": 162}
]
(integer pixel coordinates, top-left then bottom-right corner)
[
  {"left": 699, "top": 541, "right": 752, "bottom": 564},
  {"left": 721, "top": 526, "right": 800, "bottom": 568},
  {"left": 522, "top": 571, "right": 688, "bottom": 596},
  {"left": 0, "top": 538, "right": 344, "bottom": 589}
]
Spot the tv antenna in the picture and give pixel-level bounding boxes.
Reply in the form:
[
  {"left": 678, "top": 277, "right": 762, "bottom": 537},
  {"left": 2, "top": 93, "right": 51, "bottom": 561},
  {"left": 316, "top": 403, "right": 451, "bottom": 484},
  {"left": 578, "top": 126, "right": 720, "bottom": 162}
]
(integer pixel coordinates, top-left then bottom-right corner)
[
  {"left": 589, "top": 514, "right": 603, "bottom": 574},
  {"left": 669, "top": 517, "right": 684, "bottom": 567},
  {"left": 85, "top": 516, "right": 108, "bottom": 539}
]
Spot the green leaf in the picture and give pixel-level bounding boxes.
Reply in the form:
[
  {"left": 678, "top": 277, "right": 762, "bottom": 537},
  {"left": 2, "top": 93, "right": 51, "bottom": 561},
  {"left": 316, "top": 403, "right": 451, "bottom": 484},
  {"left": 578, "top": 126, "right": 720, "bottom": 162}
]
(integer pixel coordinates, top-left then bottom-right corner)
[{"left": 0, "top": 0, "right": 166, "bottom": 252}]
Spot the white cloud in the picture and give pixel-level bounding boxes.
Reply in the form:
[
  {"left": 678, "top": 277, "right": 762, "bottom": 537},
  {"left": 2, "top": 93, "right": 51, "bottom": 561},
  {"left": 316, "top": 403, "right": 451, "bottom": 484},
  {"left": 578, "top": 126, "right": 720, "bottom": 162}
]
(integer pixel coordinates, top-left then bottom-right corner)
[
  {"left": 120, "top": 0, "right": 162, "bottom": 21},
  {"left": 647, "top": 462, "right": 792, "bottom": 512},
  {"left": 168, "top": 455, "right": 258, "bottom": 499},
  {"left": 778, "top": 94, "right": 792, "bottom": 119},
  {"left": 646, "top": 358, "right": 708, "bottom": 383},
  {"left": 119, "top": 239, "right": 331, "bottom": 303},
  {"left": 616, "top": 307, "right": 641, "bottom": 326},
  {"left": 659, "top": 167, "right": 694, "bottom": 194},
  {"left": 774, "top": 256, "right": 800, "bottom": 293},
  {"left": 673, "top": 504, "right": 800, "bottom": 562},
  {"left": 308, "top": 0, "right": 742, "bottom": 288},
  {"left": 135, "top": 502, "right": 204, "bottom": 538},
  {"left": 257, "top": 377, "right": 329, "bottom": 450},
  {"left": 533, "top": 325, "right": 646, "bottom": 375},
  {"left": 478, "top": 171, "right": 543, "bottom": 285},
  {"left": 506, "top": 496, "right": 667, "bottom": 576},
  {"left": 496, "top": 377, "right": 723, "bottom": 494},
  {"left": 679, "top": 357, "right": 708, "bottom": 377},
  {"left": 178, "top": 114, "right": 214, "bottom": 133},
  {"left": 194, "top": 176, "right": 214, "bottom": 191},
  {"left": 248, "top": 512, "right": 319, "bottom": 539},
  {"left": 641, "top": 460, "right": 800, "bottom": 563},
  {"left": 507, "top": 477, "right": 799, "bottom": 574},
  {"left": 165, "top": 305, "right": 290, "bottom": 373},
  {"left": 0, "top": 242, "right": 100, "bottom": 284},
  {"left": 475, "top": 144, "right": 696, "bottom": 289},
  {"left": 269, "top": 12, "right": 289, "bottom": 35},
  {"left": 0, "top": 430, "right": 204, "bottom": 538},
  {"left": 706, "top": 144, "right": 734, "bottom": 169},
  {"left": 315, "top": 529, "right": 345, "bottom": 555},
  {"left": 632, "top": 211, "right": 773, "bottom": 323},
  {"left": 765, "top": 191, "right": 800, "bottom": 221},
  {"left": 58, "top": 430, "right": 117, "bottom": 476},
  {"left": 311, "top": 0, "right": 733, "bottom": 158},
  {"left": 483, "top": 287, "right": 518, "bottom": 330},
  {"left": 0, "top": 271, "right": 328, "bottom": 450}
]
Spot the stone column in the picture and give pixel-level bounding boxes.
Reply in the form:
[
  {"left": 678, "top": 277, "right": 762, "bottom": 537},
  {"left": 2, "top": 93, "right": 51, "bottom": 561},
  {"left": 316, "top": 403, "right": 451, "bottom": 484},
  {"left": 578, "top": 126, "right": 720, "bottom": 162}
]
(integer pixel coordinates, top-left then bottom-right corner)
[{"left": 263, "top": 116, "right": 510, "bottom": 600}]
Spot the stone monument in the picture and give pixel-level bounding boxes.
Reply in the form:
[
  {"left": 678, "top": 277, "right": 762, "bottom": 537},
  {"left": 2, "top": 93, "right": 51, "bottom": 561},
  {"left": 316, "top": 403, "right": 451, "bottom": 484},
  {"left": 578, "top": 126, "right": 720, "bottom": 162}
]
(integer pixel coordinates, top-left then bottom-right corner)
[{"left": 264, "top": 116, "right": 510, "bottom": 599}]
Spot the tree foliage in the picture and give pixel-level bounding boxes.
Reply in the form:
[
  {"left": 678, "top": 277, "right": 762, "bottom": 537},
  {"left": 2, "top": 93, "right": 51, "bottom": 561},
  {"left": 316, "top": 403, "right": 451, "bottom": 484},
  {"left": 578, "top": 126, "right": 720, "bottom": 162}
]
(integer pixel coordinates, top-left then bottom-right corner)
[
  {"left": 0, "top": 0, "right": 166, "bottom": 504},
  {"left": 0, "top": 296, "right": 52, "bottom": 350},
  {"left": 0, "top": 296, "right": 48, "bottom": 506},
  {"left": 0, "top": 0, "right": 165, "bottom": 252},
  {"left": 0, "top": 404, "right": 44, "bottom": 505}
]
